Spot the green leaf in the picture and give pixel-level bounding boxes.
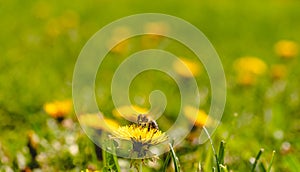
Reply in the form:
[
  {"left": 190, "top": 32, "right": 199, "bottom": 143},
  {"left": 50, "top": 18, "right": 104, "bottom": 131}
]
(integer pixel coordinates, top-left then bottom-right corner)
[{"left": 102, "top": 139, "right": 120, "bottom": 172}]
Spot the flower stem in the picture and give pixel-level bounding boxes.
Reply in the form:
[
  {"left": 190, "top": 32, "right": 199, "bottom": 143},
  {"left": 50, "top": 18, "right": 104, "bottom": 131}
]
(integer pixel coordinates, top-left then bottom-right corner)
[{"left": 138, "top": 160, "right": 142, "bottom": 172}]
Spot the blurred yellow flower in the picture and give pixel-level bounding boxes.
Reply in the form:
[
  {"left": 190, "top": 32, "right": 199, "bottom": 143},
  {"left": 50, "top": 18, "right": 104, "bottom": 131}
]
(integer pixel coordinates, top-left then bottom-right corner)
[
  {"left": 141, "top": 21, "right": 169, "bottom": 48},
  {"left": 271, "top": 64, "right": 287, "bottom": 80},
  {"left": 79, "top": 113, "right": 119, "bottom": 132},
  {"left": 144, "top": 22, "right": 169, "bottom": 36},
  {"left": 45, "top": 10, "right": 79, "bottom": 38},
  {"left": 173, "top": 58, "right": 201, "bottom": 78},
  {"left": 112, "top": 105, "right": 148, "bottom": 121},
  {"left": 43, "top": 100, "right": 72, "bottom": 118},
  {"left": 112, "top": 124, "right": 168, "bottom": 157},
  {"left": 107, "top": 26, "right": 131, "bottom": 54},
  {"left": 59, "top": 10, "right": 79, "bottom": 30},
  {"left": 27, "top": 130, "right": 39, "bottom": 149},
  {"left": 233, "top": 56, "right": 267, "bottom": 85},
  {"left": 45, "top": 18, "right": 61, "bottom": 38},
  {"left": 234, "top": 56, "right": 267, "bottom": 75},
  {"left": 236, "top": 73, "right": 258, "bottom": 86},
  {"left": 81, "top": 169, "right": 100, "bottom": 172},
  {"left": 274, "top": 40, "right": 299, "bottom": 59},
  {"left": 184, "top": 105, "right": 212, "bottom": 127}
]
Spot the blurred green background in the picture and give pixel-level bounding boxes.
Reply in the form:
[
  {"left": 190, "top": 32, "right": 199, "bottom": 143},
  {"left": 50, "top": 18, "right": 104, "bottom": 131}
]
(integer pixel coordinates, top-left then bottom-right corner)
[{"left": 0, "top": 0, "right": 300, "bottom": 171}]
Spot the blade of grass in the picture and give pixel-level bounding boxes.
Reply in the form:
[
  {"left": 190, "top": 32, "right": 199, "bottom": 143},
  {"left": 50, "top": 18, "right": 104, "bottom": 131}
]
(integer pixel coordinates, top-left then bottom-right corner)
[
  {"left": 267, "top": 150, "right": 275, "bottom": 172},
  {"left": 251, "top": 148, "right": 264, "bottom": 172},
  {"left": 203, "top": 142, "right": 214, "bottom": 172},
  {"left": 197, "top": 161, "right": 202, "bottom": 172},
  {"left": 162, "top": 152, "right": 171, "bottom": 171},
  {"left": 218, "top": 141, "right": 226, "bottom": 165},
  {"left": 220, "top": 164, "right": 229, "bottom": 172},
  {"left": 259, "top": 163, "right": 267, "bottom": 172},
  {"left": 202, "top": 126, "right": 219, "bottom": 172},
  {"left": 284, "top": 154, "right": 300, "bottom": 172},
  {"left": 169, "top": 143, "right": 180, "bottom": 172}
]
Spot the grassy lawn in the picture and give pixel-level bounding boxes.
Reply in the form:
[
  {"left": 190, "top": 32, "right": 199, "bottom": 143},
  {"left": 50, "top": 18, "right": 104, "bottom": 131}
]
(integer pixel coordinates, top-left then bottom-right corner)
[{"left": 0, "top": 0, "right": 300, "bottom": 171}]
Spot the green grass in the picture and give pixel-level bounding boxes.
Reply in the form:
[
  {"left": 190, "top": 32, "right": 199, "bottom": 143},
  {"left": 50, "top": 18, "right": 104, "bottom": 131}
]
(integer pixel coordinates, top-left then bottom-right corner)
[{"left": 1, "top": 0, "right": 300, "bottom": 171}]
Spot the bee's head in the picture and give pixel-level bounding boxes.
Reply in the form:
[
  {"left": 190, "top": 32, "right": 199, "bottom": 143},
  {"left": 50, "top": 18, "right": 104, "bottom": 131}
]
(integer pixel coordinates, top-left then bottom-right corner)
[{"left": 137, "top": 114, "right": 149, "bottom": 123}]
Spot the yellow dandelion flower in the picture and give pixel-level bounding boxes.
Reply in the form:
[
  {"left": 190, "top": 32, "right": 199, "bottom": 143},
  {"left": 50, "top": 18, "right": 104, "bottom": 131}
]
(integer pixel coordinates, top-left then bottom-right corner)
[
  {"left": 173, "top": 58, "right": 201, "bottom": 78},
  {"left": 274, "top": 40, "right": 299, "bottom": 59},
  {"left": 233, "top": 56, "right": 267, "bottom": 85},
  {"left": 79, "top": 113, "right": 119, "bottom": 132},
  {"left": 112, "top": 124, "right": 168, "bottom": 157},
  {"left": 43, "top": 100, "right": 72, "bottom": 119},
  {"left": 271, "top": 64, "right": 287, "bottom": 80},
  {"left": 114, "top": 125, "right": 167, "bottom": 144},
  {"left": 183, "top": 105, "right": 213, "bottom": 127}
]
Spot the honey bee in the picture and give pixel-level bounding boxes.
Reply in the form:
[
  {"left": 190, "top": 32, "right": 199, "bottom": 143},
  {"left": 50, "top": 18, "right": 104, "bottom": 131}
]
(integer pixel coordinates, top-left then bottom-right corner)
[{"left": 137, "top": 114, "right": 159, "bottom": 131}]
